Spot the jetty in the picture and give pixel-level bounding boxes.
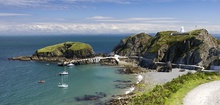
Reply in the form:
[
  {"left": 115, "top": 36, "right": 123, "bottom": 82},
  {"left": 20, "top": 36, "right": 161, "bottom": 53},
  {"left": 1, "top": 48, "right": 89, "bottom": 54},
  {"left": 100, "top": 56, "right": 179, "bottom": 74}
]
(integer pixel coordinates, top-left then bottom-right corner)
[{"left": 58, "top": 55, "right": 128, "bottom": 66}]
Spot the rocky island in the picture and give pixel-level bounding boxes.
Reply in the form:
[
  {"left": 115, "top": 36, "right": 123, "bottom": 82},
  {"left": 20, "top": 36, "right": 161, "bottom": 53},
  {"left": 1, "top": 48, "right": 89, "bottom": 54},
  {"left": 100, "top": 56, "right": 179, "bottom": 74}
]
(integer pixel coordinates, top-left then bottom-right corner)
[{"left": 10, "top": 42, "right": 94, "bottom": 62}]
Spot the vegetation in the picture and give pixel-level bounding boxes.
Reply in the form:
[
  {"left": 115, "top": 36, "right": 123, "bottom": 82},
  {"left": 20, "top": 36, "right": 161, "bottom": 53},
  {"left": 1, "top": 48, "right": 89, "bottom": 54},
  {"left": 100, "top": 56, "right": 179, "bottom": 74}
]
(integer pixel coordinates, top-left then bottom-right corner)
[
  {"left": 147, "top": 32, "right": 194, "bottom": 53},
  {"left": 145, "top": 29, "right": 208, "bottom": 53},
  {"left": 130, "top": 72, "right": 220, "bottom": 105},
  {"left": 37, "top": 42, "right": 92, "bottom": 53},
  {"left": 189, "top": 29, "right": 204, "bottom": 35},
  {"left": 69, "top": 42, "right": 93, "bottom": 51},
  {"left": 37, "top": 43, "right": 64, "bottom": 53},
  {"left": 35, "top": 41, "right": 94, "bottom": 58}
]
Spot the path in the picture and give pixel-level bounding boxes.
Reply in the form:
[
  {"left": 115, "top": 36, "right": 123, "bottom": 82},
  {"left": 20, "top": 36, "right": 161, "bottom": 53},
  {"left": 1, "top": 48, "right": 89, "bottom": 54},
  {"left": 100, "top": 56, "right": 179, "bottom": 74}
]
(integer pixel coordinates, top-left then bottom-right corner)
[{"left": 183, "top": 81, "right": 220, "bottom": 105}]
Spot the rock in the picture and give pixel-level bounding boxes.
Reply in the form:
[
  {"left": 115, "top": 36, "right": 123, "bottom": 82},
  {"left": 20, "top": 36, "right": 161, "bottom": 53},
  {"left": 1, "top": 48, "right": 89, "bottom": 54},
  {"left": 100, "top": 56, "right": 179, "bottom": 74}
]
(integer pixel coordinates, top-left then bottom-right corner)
[
  {"left": 9, "top": 56, "right": 32, "bottom": 61},
  {"left": 150, "top": 29, "right": 220, "bottom": 67},
  {"left": 112, "top": 33, "right": 152, "bottom": 56},
  {"left": 99, "top": 58, "right": 118, "bottom": 66}
]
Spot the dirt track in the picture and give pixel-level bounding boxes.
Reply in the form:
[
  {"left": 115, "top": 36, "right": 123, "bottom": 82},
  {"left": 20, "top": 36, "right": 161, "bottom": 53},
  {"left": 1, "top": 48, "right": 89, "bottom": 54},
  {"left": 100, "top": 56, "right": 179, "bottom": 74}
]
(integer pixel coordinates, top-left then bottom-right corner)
[{"left": 184, "top": 81, "right": 220, "bottom": 105}]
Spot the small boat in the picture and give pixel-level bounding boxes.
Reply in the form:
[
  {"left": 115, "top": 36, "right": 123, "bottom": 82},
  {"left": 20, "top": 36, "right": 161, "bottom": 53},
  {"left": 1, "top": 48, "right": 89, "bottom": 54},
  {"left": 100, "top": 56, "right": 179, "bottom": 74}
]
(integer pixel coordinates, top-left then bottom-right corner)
[
  {"left": 58, "top": 76, "right": 68, "bottom": 88},
  {"left": 67, "top": 63, "right": 74, "bottom": 67},
  {"left": 59, "top": 71, "right": 68, "bottom": 75},
  {"left": 59, "top": 67, "right": 68, "bottom": 75},
  {"left": 38, "top": 80, "right": 45, "bottom": 83},
  {"left": 58, "top": 83, "right": 68, "bottom": 88}
]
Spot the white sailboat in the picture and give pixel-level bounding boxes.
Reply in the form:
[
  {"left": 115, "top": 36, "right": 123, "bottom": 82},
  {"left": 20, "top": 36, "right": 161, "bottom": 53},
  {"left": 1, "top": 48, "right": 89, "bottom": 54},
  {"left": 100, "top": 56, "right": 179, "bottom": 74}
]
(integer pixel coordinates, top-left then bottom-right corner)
[
  {"left": 59, "top": 67, "right": 68, "bottom": 75},
  {"left": 58, "top": 76, "right": 68, "bottom": 88},
  {"left": 67, "top": 63, "right": 74, "bottom": 67}
]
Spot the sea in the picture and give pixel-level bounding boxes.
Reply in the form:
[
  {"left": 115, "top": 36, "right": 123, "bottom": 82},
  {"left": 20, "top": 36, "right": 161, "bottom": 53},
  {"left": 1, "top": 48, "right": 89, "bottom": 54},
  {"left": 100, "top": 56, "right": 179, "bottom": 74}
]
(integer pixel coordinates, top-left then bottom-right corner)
[{"left": 0, "top": 35, "right": 137, "bottom": 105}]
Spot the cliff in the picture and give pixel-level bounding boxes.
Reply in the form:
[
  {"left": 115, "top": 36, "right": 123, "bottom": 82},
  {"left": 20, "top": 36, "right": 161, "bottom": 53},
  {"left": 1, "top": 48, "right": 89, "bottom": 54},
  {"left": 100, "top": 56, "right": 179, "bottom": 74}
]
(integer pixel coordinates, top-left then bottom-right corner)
[
  {"left": 33, "top": 42, "right": 94, "bottom": 59},
  {"left": 112, "top": 33, "right": 152, "bottom": 56},
  {"left": 112, "top": 29, "right": 220, "bottom": 69}
]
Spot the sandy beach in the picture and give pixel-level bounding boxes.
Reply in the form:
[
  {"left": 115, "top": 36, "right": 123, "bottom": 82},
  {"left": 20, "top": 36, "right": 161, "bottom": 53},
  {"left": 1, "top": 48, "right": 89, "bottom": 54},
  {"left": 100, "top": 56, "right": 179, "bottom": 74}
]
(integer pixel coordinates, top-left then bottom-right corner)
[
  {"left": 143, "top": 68, "right": 196, "bottom": 86},
  {"left": 184, "top": 81, "right": 220, "bottom": 105}
]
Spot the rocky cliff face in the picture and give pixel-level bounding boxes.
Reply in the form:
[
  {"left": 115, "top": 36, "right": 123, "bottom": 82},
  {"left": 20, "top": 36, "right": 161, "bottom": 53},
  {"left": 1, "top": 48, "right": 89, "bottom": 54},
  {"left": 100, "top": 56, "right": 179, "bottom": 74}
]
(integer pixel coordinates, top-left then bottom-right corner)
[
  {"left": 113, "top": 29, "right": 220, "bottom": 68},
  {"left": 151, "top": 29, "right": 220, "bottom": 67},
  {"left": 112, "top": 33, "right": 152, "bottom": 56},
  {"left": 33, "top": 42, "right": 94, "bottom": 59}
]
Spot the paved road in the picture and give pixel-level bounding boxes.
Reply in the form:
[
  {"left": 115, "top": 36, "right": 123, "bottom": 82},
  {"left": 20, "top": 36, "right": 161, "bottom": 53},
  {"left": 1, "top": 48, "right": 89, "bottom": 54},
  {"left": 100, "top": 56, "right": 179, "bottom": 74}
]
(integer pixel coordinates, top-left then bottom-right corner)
[{"left": 184, "top": 81, "right": 220, "bottom": 105}]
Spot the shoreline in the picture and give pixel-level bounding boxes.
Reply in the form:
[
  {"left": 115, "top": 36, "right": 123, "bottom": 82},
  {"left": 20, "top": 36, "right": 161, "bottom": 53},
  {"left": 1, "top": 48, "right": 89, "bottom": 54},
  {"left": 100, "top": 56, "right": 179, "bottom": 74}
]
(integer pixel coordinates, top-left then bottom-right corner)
[
  {"left": 9, "top": 55, "right": 197, "bottom": 105},
  {"left": 106, "top": 68, "right": 196, "bottom": 105}
]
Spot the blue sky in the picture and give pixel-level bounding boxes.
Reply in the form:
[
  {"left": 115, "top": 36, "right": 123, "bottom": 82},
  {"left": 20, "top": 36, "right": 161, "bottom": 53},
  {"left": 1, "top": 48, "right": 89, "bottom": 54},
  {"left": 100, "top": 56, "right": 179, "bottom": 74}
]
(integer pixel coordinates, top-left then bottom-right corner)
[{"left": 0, "top": 0, "right": 220, "bottom": 35}]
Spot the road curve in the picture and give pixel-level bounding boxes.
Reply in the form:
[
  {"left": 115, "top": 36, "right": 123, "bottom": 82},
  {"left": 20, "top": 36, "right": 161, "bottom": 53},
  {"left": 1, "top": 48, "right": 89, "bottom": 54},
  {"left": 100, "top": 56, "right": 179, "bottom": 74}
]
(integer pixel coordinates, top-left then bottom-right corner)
[{"left": 183, "top": 81, "right": 220, "bottom": 105}]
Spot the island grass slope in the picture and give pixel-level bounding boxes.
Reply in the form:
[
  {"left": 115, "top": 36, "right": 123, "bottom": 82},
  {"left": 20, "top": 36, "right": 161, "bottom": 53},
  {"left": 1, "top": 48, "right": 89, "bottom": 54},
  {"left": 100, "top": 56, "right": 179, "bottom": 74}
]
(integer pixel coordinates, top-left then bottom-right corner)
[{"left": 34, "top": 42, "right": 94, "bottom": 59}]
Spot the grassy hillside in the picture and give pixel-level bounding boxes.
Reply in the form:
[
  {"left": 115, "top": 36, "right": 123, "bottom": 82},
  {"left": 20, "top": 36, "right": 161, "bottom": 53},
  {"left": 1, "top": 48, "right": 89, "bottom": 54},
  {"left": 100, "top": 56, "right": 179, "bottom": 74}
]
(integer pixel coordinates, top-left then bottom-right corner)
[
  {"left": 130, "top": 72, "right": 220, "bottom": 105},
  {"left": 35, "top": 42, "right": 94, "bottom": 58}
]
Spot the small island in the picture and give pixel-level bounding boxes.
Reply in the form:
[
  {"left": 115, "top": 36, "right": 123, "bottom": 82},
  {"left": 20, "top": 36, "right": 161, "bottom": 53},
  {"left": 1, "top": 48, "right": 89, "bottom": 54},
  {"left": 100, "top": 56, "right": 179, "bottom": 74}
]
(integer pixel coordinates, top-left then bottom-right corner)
[{"left": 10, "top": 41, "right": 95, "bottom": 62}]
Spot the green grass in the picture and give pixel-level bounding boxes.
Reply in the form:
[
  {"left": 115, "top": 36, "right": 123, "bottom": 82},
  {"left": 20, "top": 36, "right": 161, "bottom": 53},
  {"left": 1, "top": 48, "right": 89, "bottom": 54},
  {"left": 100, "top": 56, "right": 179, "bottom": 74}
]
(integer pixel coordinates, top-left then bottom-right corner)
[
  {"left": 189, "top": 29, "right": 204, "bottom": 35},
  {"left": 37, "top": 43, "right": 64, "bottom": 53},
  {"left": 36, "top": 42, "right": 93, "bottom": 56},
  {"left": 147, "top": 29, "right": 207, "bottom": 53},
  {"left": 69, "top": 42, "right": 92, "bottom": 50},
  {"left": 37, "top": 42, "right": 92, "bottom": 53},
  {"left": 148, "top": 34, "right": 194, "bottom": 53},
  {"left": 130, "top": 72, "right": 220, "bottom": 105},
  {"left": 165, "top": 76, "right": 219, "bottom": 105}
]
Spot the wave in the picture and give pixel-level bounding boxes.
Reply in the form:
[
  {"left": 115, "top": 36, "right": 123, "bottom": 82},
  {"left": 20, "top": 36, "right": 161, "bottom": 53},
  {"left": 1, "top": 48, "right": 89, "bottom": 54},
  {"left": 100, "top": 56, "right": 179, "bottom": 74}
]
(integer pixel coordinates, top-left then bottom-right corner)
[
  {"left": 125, "top": 87, "right": 135, "bottom": 94},
  {"left": 136, "top": 74, "right": 143, "bottom": 84}
]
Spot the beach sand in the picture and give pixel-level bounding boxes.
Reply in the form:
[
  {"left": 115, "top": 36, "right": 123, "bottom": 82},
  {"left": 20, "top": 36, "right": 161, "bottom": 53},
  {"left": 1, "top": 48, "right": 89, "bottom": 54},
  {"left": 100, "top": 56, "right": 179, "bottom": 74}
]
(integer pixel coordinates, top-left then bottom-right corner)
[{"left": 144, "top": 68, "right": 196, "bottom": 85}]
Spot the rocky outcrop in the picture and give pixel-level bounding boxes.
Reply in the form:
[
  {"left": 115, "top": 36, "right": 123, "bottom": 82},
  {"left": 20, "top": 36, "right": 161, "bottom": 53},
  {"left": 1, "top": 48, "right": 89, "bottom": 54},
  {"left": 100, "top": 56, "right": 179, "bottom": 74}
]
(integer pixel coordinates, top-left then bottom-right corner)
[
  {"left": 113, "top": 29, "right": 220, "bottom": 69},
  {"left": 149, "top": 29, "right": 220, "bottom": 67},
  {"left": 112, "top": 33, "right": 152, "bottom": 56},
  {"left": 33, "top": 42, "right": 94, "bottom": 59},
  {"left": 10, "top": 42, "right": 95, "bottom": 62}
]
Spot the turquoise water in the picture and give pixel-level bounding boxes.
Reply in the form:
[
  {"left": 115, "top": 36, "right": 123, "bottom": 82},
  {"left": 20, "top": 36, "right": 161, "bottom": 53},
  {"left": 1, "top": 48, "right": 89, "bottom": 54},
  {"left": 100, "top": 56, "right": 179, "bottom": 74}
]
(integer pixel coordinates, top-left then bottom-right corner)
[{"left": 0, "top": 35, "right": 136, "bottom": 105}]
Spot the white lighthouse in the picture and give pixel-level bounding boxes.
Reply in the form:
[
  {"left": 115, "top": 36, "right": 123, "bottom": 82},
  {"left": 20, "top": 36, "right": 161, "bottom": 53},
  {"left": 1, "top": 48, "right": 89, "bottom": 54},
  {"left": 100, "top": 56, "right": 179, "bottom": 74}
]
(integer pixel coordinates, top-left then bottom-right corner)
[{"left": 180, "top": 26, "right": 185, "bottom": 34}]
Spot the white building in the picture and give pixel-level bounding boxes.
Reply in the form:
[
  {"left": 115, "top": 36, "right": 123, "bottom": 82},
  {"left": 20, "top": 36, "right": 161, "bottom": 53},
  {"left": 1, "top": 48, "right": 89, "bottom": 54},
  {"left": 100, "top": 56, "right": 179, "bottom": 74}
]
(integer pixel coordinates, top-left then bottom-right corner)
[{"left": 180, "top": 26, "right": 185, "bottom": 33}]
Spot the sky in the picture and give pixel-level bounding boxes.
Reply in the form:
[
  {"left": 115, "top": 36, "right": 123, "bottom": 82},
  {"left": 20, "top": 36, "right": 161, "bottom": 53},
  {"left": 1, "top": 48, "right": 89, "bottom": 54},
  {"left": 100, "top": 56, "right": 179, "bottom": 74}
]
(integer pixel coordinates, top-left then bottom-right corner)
[{"left": 0, "top": 0, "right": 220, "bottom": 35}]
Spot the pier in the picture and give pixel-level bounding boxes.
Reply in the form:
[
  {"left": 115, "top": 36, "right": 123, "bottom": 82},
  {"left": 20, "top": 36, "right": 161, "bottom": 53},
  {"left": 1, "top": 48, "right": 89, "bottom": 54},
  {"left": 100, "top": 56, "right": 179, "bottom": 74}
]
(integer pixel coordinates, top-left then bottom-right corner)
[{"left": 58, "top": 55, "right": 128, "bottom": 66}]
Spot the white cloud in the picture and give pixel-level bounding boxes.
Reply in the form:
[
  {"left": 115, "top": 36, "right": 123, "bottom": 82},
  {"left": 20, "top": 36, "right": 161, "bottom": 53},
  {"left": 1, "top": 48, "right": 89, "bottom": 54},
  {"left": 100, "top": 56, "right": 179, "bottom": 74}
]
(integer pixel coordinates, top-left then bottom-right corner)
[
  {"left": 86, "top": 16, "right": 182, "bottom": 23},
  {"left": 63, "top": 0, "right": 134, "bottom": 4},
  {"left": 0, "top": 13, "right": 29, "bottom": 17},
  {"left": 128, "top": 17, "right": 174, "bottom": 21},
  {"left": 87, "top": 16, "right": 114, "bottom": 20},
  {"left": 0, "top": 0, "right": 135, "bottom": 9},
  {"left": 1, "top": 22, "right": 220, "bottom": 35},
  {"left": 0, "top": 0, "right": 48, "bottom": 7}
]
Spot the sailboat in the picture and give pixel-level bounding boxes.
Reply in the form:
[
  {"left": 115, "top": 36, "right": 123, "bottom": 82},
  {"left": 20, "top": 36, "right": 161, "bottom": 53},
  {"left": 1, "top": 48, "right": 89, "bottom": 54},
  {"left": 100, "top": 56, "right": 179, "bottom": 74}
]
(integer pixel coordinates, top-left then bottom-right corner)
[
  {"left": 59, "top": 67, "right": 68, "bottom": 75},
  {"left": 58, "top": 76, "right": 68, "bottom": 88},
  {"left": 67, "top": 63, "right": 74, "bottom": 67}
]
